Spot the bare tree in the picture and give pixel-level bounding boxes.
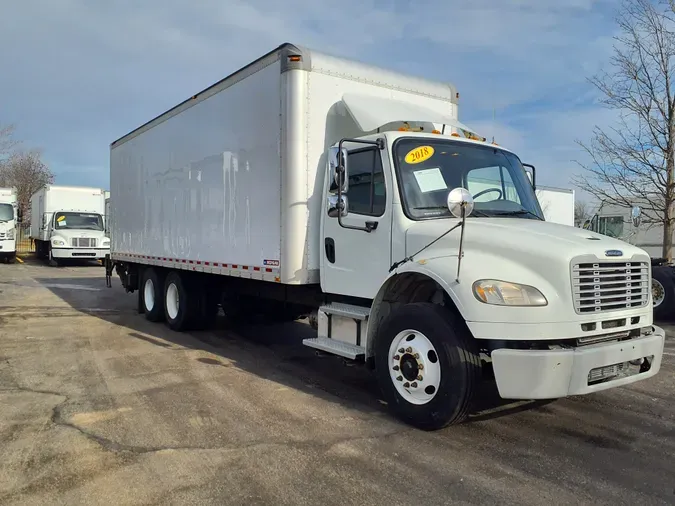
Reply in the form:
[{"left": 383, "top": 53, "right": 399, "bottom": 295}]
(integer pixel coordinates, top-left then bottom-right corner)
[
  {"left": 574, "top": 200, "right": 593, "bottom": 228},
  {"left": 0, "top": 123, "right": 19, "bottom": 158},
  {"left": 0, "top": 150, "right": 54, "bottom": 220},
  {"left": 572, "top": 0, "right": 675, "bottom": 260}
]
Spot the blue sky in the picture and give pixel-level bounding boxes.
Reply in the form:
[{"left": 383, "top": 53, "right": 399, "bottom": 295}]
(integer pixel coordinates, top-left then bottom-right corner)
[{"left": 0, "top": 0, "right": 621, "bottom": 198}]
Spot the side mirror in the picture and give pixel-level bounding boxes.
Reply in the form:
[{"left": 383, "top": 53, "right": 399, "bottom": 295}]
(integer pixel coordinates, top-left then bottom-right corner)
[
  {"left": 522, "top": 163, "right": 536, "bottom": 190},
  {"left": 327, "top": 194, "right": 349, "bottom": 218},
  {"left": 447, "top": 187, "right": 474, "bottom": 218},
  {"left": 631, "top": 205, "right": 642, "bottom": 228},
  {"left": 329, "top": 146, "right": 349, "bottom": 193}
]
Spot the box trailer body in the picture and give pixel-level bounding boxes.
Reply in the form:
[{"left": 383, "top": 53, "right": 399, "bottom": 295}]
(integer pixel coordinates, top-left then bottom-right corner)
[
  {"left": 0, "top": 187, "right": 18, "bottom": 262},
  {"left": 107, "top": 43, "right": 665, "bottom": 430},
  {"left": 111, "top": 46, "right": 463, "bottom": 288},
  {"left": 30, "top": 185, "right": 110, "bottom": 263},
  {"left": 535, "top": 186, "right": 574, "bottom": 226}
]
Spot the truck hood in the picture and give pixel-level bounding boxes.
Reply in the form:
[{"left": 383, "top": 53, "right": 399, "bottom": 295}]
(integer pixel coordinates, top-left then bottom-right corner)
[
  {"left": 403, "top": 218, "right": 652, "bottom": 325},
  {"left": 0, "top": 221, "right": 16, "bottom": 233},
  {"left": 50, "top": 229, "right": 108, "bottom": 241}
]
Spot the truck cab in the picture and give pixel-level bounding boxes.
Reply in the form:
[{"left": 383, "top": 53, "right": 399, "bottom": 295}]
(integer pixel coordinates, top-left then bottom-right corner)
[
  {"left": 312, "top": 127, "right": 664, "bottom": 428},
  {"left": 0, "top": 188, "right": 18, "bottom": 264},
  {"left": 44, "top": 210, "right": 109, "bottom": 264}
]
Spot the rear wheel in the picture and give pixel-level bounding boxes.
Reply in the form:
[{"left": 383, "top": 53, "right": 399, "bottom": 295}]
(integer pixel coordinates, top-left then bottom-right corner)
[
  {"left": 163, "top": 271, "right": 198, "bottom": 331},
  {"left": 142, "top": 268, "right": 165, "bottom": 322},
  {"left": 374, "top": 302, "right": 481, "bottom": 430}
]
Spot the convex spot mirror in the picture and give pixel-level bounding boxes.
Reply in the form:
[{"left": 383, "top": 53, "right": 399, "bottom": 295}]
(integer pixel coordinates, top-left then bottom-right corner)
[
  {"left": 631, "top": 205, "right": 642, "bottom": 228},
  {"left": 329, "top": 146, "right": 349, "bottom": 193},
  {"left": 447, "top": 187, "right": 474, "bottom": 218},
  {"left": 327, "top": 194, "right": 349, "bottom": 218}
]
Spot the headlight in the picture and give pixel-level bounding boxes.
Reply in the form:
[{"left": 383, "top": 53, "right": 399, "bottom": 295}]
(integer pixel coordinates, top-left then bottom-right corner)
[
  {"left": 472, "top": 279, "right": 547, "bottom": 306},
  {"left": 6, "top": 229, "right": 14, "bottom": 240},
  {"left": 102, "top": 238, "right": 110, "bottom": 245},
  {"left": 51, "top": 238, "right": 66, "bottom": 246}
]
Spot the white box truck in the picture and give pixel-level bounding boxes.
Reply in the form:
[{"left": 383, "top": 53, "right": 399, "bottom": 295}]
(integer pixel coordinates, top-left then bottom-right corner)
[
  {"left": 106, "top": 43, "right": 665, "bottom": 430},
  {"left": 30, "top": 185, "right": 110, "bottom": 265},
  {"left": 585, "top": 199, "right": 675, "bottom": 319},
  {"left": 535, "top": 186, "right": 574, "bottom": 226},
  {"left": 104, "top": 191, "right": 111, "bottom": 236},
  {"left": 0, "top": 187, "right": 18, "bottom": 263}
]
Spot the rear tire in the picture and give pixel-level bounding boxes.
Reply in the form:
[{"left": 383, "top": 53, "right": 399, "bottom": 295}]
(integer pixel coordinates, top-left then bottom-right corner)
[
  {"left": 142, "top": 268, "right": 165, "bottom": 322},
  {"left": 163, "top": 271, "right": 198, "bottom": 331},
  {"left": 374, "top": 302, "right": 481, "bottom": 430}
]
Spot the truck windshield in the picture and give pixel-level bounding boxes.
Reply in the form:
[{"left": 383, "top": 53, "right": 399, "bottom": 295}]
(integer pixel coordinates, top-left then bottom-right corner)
[
  {"left": 393, "top": 138, "right": 544, "bottom": 220},
  {"left": 54, "top": 212, "right": 103, "bottom": 231},
  {"left": 0, "top": 203, "right": 13, "bottom": 222}
]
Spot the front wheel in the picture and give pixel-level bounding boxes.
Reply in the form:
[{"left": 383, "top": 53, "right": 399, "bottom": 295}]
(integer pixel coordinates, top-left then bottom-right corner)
[
  {"left": 374, "top": 302, "right": 481, "bottom": 430},
  {"left": 652, "top": 267, "right": 675, "bottom": 320}
]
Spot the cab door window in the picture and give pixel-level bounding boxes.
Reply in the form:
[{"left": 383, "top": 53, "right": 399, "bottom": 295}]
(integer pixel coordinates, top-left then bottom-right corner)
[{"left": 346, "top": 148, "right": 386, "bottom": 216}]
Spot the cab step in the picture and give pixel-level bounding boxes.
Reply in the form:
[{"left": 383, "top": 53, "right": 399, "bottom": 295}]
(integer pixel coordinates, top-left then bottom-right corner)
[
  {"left": 302, "top": 303, "right": 371, "bottom": 360},
  {"left": 320, "top": 302, "right": 370, "bottom": 320},
  {"left": 302, "top": 337, "right": 365, "bottom": 360}
]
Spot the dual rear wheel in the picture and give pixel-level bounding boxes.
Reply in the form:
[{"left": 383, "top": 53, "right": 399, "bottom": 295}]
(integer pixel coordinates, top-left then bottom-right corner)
[{"left": 139, "top": 268, "right": 218, "bottom": 331}]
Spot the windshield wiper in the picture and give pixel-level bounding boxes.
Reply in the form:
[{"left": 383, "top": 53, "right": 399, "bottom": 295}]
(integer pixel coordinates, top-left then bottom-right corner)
[
  {"left": 412, "top": 206, "right": 490, "bottom": 217},
  {"left": 490, "top": 209, "right": 543, "bottom": 220}
]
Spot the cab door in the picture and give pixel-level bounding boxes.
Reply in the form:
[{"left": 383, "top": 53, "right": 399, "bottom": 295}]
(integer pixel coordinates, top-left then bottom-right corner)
[{"left": 320, "top": 144, "right": 393, "bottom": 299}]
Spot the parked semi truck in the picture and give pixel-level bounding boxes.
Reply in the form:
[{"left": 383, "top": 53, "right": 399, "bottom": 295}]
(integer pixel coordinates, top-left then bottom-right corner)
[
  {"left": 0, "top": 187, "right": 18, "bottom": 263},
  {"left": 30, "top": 185, "right": 110, "bottom": 265},
  {"left": 106, "top": 43, "right": 665, "bottom": 430},
  {"left": 585, "top": 200, "right": 675, "bottom": 319}
]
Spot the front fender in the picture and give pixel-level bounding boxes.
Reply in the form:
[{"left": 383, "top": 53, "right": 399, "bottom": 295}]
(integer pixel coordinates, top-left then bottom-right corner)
[{"left": 366, "top": 259, "right": 466, "bottom": 359}]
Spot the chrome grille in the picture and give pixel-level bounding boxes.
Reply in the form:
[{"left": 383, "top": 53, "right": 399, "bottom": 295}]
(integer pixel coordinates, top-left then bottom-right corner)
[
  {"left": 572, "top": 261, "right": 649, "bottom": 314},
  {"left": 71, "top": 237, "right": 97, "bottom": 248},
  {"left": 0, "top": 232, "right": 5, "bottom": 239}
]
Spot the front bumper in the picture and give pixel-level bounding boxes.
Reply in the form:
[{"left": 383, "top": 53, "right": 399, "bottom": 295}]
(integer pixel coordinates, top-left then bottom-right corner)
[
  {"left": 491, "top": 326, "right": 665, "bottom": 399},
  {"left": 51, "top": 247, "right": 109, "bottom": 259},
  {"left": 0, "top": 239, "right": 16, "bottom": 255}
]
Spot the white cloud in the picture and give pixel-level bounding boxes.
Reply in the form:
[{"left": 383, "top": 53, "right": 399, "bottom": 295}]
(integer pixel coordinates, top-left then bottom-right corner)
[{"left": 0, "top": 0, "right": 620, "bottom": 192}]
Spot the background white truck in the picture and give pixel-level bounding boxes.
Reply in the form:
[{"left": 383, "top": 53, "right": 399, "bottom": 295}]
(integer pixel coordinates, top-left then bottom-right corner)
[
  {"left": 535, "top": 186, "right": 574, "bottom": 226},
  {"left": 30, "top": 185, "right": 110, "bottom": 265},
  {"left": 0, "top": 187, "right": 18, "bottom": 263},
  {"left": 106, "top": 43, "right": 664, "bottom": 430},
  {"left": 585, "top": 199, "right": 675, "bottom": 319}
]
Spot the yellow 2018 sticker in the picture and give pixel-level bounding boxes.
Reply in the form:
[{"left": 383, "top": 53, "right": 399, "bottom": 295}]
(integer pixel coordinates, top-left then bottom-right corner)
[
  {"left": 405, "top": 145, "right": 434, "bottom": 164},
  {"left": 57, "top": 215, "right": 66, "bottom": 222}
]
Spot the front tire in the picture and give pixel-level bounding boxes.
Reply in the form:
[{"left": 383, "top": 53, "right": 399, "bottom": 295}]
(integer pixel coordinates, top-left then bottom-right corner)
[
  {"left": 652, "top": 266, "right": 674, "bottom": 320},
  {"left": 374, "top": 302, "right": 481, "bottom": 430}
]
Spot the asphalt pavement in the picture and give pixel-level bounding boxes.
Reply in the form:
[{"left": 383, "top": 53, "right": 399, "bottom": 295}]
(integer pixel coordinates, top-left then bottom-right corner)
[{"left": 0, "top": 258, "right": 673, "bottom": 505}]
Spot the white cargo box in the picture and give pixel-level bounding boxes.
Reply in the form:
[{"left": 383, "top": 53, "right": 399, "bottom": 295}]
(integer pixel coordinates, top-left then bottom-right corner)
[
  {"left": 30, "top": 185, "right": 107, "bottom": 241},
  {"left": 110, "top": 43, "right": 469, "bottom": 285}
]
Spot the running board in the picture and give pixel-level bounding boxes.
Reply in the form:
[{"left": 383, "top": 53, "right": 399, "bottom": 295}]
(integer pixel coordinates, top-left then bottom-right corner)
[
  {"left": 302, "top": 337, "right": 365, "bottom": 360},
  {"left": 320, "top": 302, "right": 370, "bottom": 320}
]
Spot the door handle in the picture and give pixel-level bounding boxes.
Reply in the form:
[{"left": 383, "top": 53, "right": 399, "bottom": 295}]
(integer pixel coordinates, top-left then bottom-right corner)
[
  {"left": 365, "top": 221, "right": 378, "bottom": 232},
  {"left": 325, "top": 237, "right": 336, "bottom": 263}
]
